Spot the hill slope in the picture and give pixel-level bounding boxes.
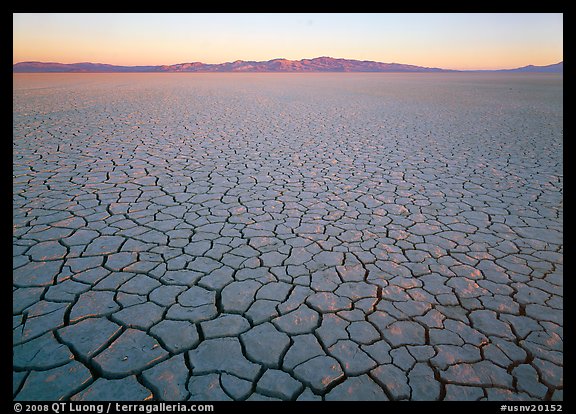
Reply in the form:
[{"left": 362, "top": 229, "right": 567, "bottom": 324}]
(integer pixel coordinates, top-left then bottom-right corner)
[
  {"left": 498, "top": 61, "right": 563, "bottom": 73},
  {"left": 13, "top": 58, "right": 563, "bottom": 73},
  {"left": 13, "top": 57, "right": 452, "bottom": 73}
]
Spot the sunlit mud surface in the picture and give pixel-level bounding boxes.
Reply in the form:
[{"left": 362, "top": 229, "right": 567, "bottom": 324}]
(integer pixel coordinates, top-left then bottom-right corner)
[{"left": 13, "top": 73, "right": 562, "bottom": 401}]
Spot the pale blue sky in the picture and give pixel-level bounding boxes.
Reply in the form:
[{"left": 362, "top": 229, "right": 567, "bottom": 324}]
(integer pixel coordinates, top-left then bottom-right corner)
[{"left": 13, "top": 13, "right": 563, "bottom": 69}]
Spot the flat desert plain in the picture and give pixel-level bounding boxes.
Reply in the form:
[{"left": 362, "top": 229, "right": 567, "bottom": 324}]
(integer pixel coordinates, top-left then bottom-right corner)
[{"left": 13, "top": 73, "right": 563, "bottom": 401}]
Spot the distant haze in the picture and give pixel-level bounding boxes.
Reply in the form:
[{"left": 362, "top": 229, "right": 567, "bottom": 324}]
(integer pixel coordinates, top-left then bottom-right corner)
[
  {"left": 12, "top": 58, "right": 564, "bottom": 73},
  {"left": 13, "top": 13, "right": 563, "bottom": 70}
]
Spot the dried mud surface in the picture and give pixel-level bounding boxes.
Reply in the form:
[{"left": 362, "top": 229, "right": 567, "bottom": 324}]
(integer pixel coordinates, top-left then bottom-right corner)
[{"left": 13, "top": 73, "right": 563, "bottom": 401}]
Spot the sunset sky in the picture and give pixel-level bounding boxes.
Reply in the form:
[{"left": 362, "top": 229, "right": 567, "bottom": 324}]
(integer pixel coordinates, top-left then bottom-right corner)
[{"left": 13, "top": 13, "right": 563, "bottom": 70}]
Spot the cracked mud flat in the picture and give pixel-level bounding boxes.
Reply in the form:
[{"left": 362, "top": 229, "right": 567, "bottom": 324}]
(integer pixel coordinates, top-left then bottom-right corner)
[{"left": 13, "top": 73, "right": 562, "bottom": 401}]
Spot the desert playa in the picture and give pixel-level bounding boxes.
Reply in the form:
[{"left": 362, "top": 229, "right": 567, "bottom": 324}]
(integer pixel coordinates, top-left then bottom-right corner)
[{"left": 13, "top": 72, "right": 563, "bottom": 401}]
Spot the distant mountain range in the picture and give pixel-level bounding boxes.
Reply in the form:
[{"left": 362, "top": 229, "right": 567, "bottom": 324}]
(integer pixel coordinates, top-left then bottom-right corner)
[
  {"left": 12, "top": 57, "right": 563, "bottom": 73},
  {"left": 494, "top": 61, "right": 563, "bottom": 73}
]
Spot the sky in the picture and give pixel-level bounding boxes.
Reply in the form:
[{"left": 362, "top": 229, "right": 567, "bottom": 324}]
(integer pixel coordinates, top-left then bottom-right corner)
[{"left": 13, "top": 13, "right": 563, "bottom": 70}]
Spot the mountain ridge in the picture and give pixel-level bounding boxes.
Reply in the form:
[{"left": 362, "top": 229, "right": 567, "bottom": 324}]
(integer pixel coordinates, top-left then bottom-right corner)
[
  {"left": 495, "top": 61, "right": 563, "bottom": 73},
  {"left": 12, "top": 57, "right": 563, "bottom": 73}
]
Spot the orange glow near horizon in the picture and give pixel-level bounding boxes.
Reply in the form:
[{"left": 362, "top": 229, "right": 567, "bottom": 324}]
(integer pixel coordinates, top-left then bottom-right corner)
[{"left": 13, "top": 13, "right": 563, "bottom": 71}]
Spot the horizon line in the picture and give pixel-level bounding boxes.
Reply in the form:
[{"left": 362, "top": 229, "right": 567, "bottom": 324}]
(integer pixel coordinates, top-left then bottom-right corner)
[{"left": 12, "top": 56, "right": 564, "bottom": 73}]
